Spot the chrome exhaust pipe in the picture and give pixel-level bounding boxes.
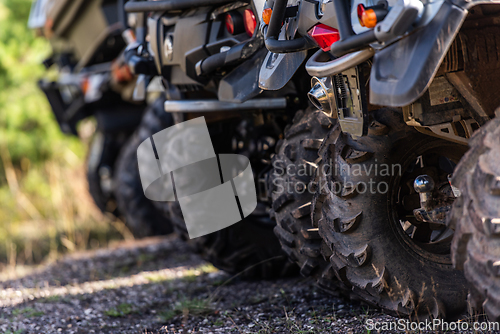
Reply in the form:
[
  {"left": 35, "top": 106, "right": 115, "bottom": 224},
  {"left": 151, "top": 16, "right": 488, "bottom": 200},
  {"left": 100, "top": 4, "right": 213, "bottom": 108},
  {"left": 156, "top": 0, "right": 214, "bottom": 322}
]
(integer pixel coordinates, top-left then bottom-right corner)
[
  {"left": 307, "top": 76, "right": 336, "bottom": 118},
  {"left": 164, "top": 98, "right": 287, "bottom": 113}
]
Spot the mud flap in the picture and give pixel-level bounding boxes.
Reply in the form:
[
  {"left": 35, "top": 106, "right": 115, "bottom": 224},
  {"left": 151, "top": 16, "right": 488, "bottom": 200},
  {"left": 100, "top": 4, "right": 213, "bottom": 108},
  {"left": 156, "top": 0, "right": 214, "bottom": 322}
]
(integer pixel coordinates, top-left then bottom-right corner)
[
  {"left": 258, "top": 50, "right": 307, "bottom": 91},
  {"left": 369, "top": 2, "right": 467, "bottom": 107},
  {"left": 218, "top": 48, "right": 268, "bottom": 103}
]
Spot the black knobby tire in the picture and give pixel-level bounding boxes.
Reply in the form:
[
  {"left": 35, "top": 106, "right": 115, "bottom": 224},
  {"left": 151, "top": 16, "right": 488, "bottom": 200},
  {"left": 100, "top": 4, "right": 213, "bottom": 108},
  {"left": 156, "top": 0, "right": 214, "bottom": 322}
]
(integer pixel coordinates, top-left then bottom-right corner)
[
  {"left": 314, "top": 108, "right": 468, "bottom": 319},
  {"left": 113, "top": 97, "right": 174, "bottom": 238},
  {"left": 269, "top": 108, "right": 345, "bottom": 292},
  {"left": 169, "top": 201, "right": 297, "bottom": 279},
  {"left": 449, "top": 116, "right": 500, "bottom": 320},
  {"left": 87, "top": 131, "right": 129, "bottom": 216},
  {"left": 85, "top": 100, "right": 146, "bottom": 217},
  {"left": 87, "top": 132, "right": 110, "bottom": 213},
  {"left": 166, "top": 112, "right": 305, "bottom": 280}
]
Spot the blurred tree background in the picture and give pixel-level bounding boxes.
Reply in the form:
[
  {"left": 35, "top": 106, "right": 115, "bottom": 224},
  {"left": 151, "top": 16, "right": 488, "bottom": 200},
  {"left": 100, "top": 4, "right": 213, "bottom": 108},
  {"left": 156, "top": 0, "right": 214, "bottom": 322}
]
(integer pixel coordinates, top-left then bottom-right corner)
[{"left": 0, "top": 0, "right": 124, "bottom": 270}]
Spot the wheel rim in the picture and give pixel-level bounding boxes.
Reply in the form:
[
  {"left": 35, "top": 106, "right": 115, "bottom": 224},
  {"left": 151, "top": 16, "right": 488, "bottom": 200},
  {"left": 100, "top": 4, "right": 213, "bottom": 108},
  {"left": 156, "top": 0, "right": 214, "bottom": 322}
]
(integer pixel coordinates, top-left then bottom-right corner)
[{"left": 390, "top": 140, "right": 466, "bottom": 264}]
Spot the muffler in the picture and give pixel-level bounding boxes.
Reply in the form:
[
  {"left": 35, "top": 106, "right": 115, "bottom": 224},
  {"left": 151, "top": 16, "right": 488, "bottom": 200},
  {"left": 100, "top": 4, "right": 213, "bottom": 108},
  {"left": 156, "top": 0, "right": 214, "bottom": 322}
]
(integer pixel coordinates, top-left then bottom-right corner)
[
  {"left": 307, "top": 76, "right": 337, "bottom": 118},
  {"left": 164, "top": 98, "right": 287, "bottom": 113}
]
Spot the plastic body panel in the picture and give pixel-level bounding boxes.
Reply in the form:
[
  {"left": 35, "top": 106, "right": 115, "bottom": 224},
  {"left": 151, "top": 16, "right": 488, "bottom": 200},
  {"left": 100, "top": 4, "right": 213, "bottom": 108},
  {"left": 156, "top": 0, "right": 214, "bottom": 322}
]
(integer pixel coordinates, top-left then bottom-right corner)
[
  {"left": 47, "top": 0, "right": 125, "bottom": 70},
  {"left": 38, "top": 80, "right": 144, "bottom": 135},
  {"left": 369, "top": 1, "right": 467, "bottom": 107},
  {"left": 219, "top": 48, "right": 268, "bottom": 102},
  {"left": 296, "top": 0, "right": 340, "bottom": 36},
  {"left": 150, "top": 7, "right": 251, "bottom": 86}
]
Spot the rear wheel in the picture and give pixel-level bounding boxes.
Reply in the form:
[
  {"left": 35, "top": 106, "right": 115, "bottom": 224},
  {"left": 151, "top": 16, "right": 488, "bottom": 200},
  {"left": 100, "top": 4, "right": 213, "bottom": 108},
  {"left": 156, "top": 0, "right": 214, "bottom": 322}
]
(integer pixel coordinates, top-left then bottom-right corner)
[
  {"left": 314, "top": 108, "right": 468, "bottom": 319},
  {"left": 169, "top": 201, "right": 296, "bottom": 279},
  {"left": 113, "top": 97, "right": 174, "bottom": 237},
  {"left": 166, "top": 113, "right": 298, "bottom": 279},
  {"left": 449, "top": 116, "right": 500, "bottom": 320},
  {"left": 87, "top": 131, "right": 119, "bottom": 214},
  {"left": 269, "top": 108, "right": 346, "bottom": 292}
]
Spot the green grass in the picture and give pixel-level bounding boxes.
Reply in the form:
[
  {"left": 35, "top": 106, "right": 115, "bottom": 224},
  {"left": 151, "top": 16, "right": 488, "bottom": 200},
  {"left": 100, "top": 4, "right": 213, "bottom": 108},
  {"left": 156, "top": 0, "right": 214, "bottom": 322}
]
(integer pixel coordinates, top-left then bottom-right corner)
[
  {"left": 39, "top": 295, "right": 61, "bottom": 303},
  {"left": 158, "top": 310, "right": 176, "bottom": 322},
  {"left": 12, "top": 307, "right": 44, "bottom": 318},
  {"left": 4, "top": 330, "right": 23, "bottom": 334},
  {"left": 104, "top": 303, "right": 135, "bottom": 317},
  {"left": 159, "top": 297, "right": 212, "bottom": 322},
  {"left": 213, "top": 319, "right": 224, "bottom": 327}
]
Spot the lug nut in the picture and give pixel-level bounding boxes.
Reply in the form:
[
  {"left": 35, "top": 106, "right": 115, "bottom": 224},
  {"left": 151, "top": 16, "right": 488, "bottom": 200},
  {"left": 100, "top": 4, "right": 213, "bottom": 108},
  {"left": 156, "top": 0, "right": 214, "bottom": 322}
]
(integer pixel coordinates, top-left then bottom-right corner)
[{"left": 414, "top": 175, "right": 435, "bottom": 210}]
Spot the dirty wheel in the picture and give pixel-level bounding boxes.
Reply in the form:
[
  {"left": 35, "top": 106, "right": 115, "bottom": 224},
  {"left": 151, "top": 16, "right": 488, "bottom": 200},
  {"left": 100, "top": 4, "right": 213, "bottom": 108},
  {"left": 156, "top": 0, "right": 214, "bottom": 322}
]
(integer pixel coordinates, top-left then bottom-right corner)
[
  {"left": 113, "top": 97, "right": 174, "bottom": 237},
  {"left": 169, "top": 200, "right": 297, "bottom": 279},
  {"left": 314, "top": 108, "right": 468, "bottom": 319},
  {"left": 449, "top": 116, "right": 500, "bottom": 320},
  {"left": 87, "top": 131, "right": 118, "bottom": 214},
  {"left": 166, "top": 112, "right": 299, "bottom": 279},
  {"left": 269, "top": 108, "right": 346, "bottom": 292}
]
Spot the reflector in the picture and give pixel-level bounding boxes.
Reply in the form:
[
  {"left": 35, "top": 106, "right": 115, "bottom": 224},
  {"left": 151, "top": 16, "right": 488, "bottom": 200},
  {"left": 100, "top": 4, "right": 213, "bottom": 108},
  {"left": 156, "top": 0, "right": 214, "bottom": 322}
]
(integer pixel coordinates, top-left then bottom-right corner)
[
  {"left": 244, "top": 9, "right": 257, "bottom": 37},
  {"left": 357, "top": 3, "right": 365, "bottom": 19},
  {"left": 307, "top": 24, "right": 340, "bottom": 52},
  {"left": 225, "top": 13, "right": 235, "bottom": 34}
]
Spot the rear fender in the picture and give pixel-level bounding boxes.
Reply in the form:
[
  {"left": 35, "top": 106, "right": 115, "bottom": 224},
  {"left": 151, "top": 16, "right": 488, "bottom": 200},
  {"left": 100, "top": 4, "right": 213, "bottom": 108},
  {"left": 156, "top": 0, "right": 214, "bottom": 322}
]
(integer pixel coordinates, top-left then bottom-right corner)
[{"left": 369, "top": 1, "right": 467, "bottom": 107}]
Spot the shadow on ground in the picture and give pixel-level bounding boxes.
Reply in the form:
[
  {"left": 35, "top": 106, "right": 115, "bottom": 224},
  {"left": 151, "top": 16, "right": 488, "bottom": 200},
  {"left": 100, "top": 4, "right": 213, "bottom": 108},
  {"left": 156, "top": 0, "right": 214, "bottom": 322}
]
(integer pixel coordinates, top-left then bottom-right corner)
[{"left": 0, "top": 235, "right": 398, "bottom": 334}]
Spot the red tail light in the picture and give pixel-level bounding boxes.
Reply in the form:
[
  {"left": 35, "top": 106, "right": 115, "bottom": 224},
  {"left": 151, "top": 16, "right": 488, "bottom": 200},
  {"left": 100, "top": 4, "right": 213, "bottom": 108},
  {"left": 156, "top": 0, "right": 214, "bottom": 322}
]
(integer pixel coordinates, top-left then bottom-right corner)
[
  {"left": 307, "top": 24, "right": 340, "bottom": 52},
  {"left": 225, "top": 13, "right": 236, "bottom": 34},
  {"left": 244, "top": 9, "right": 257, "bottom": 37},
  {"left": 357, "top": 4, "right": 365, "bottom": 19}
]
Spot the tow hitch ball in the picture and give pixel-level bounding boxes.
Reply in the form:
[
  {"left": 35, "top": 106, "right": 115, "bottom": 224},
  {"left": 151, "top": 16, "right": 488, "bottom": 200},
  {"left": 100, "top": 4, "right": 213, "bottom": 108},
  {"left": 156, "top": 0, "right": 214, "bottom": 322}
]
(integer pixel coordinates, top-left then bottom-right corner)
[{"left": 413, "top": 175, "right": 452, "bottom": 226}]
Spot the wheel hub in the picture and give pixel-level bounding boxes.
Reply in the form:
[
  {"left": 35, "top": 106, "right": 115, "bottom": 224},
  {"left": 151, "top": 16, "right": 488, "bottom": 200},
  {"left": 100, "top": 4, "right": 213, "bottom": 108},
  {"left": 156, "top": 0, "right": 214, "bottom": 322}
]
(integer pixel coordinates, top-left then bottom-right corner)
[{"left": 412, "top": 174, "right": 454, "bottom": 226}]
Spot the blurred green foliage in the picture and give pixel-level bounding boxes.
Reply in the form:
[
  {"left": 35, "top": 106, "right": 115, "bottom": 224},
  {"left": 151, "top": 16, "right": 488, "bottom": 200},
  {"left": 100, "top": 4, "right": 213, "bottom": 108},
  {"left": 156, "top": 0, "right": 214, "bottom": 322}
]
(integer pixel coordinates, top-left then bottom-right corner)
[
  {"left": 0, "top": 0, "right": 123, "bottom": 267},
  {"left": 0, "top": 0, "right": 84, "bottom": 169}
]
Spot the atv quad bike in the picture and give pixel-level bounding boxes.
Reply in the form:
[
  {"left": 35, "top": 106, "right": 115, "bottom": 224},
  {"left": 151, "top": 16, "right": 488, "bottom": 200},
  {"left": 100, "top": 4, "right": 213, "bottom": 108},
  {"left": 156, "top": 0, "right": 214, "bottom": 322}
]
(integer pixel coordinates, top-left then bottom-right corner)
[
  {"left": 30, "top": 0, "right": 173, "bottom": 237},
  {"left": 260, "top": 0, "right": 500, "bottom": 320},
  {"left": 119, "top": 0, "right": 312, "bottom": 278}
]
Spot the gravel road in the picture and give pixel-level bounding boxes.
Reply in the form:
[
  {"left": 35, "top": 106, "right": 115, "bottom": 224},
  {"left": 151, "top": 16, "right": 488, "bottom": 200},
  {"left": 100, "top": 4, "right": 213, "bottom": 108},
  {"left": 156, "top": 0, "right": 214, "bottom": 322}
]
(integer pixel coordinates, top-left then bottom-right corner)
[{"left": 0, "top": 236, "right": 494, "bottom": 333}]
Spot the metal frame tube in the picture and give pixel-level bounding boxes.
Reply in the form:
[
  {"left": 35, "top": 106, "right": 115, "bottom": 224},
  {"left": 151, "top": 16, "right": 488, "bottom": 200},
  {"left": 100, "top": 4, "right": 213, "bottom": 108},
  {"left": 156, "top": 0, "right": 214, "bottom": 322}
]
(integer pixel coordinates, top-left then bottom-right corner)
[
  {"left": 164, "top": 98, "right": 287, "bottom": 113},
  {"left": 305, "top": 48, "right": 374, "bottom": 77},
  {"left": 264, "top": 0, "right": 313, "bottom": 53},
  {"left": 266, "top": 0, "right": 287, "bottom": 38},
  {"left": 125, "top": 0, "right": 233, "bottom": 13},
  {"left": 329, "top": 30, "right": 377, "bottom": 56},
  {"left": 333, "top": 0, "right": 354, "bottom": 39}
]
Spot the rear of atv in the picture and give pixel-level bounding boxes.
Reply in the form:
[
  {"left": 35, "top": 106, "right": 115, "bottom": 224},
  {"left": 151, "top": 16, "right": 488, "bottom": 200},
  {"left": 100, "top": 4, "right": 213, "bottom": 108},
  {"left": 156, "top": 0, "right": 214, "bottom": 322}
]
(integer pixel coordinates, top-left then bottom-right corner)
[
  {"left": 264, "top": 0, "right": 500, "bottom": 321},
  {"left": 30, "top": 0, "right": 165, "bottom": 236}
]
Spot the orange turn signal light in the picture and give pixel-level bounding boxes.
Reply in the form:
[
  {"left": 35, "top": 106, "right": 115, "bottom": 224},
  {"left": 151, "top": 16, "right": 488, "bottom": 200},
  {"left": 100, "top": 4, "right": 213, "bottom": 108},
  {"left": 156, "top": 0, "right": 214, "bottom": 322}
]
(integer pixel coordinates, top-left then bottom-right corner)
[
  {"left": 112, "top": 63, "right": 133, "bottom": 83},
  {"left": 44, "top": 18, "right": 54, "bottom": 39},
  {"left": 357, "top": 4, "right": 387, "bottom": 29},
  {"left": 360, "top": 8, "right": 378, "bottom": 28},
  {"left": 81, "top": 77, "right": 90, "bottom": 95},
  {"left": 262, "top": 8, "right": 272, "bottom": 25}
]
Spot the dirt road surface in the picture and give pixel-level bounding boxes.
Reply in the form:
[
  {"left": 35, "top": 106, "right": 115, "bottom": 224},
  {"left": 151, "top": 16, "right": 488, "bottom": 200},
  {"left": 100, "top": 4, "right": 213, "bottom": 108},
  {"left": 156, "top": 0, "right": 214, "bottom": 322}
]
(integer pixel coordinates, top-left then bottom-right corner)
[{"left": 0, "top": 236, "right": 491, "bottom": 333}]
